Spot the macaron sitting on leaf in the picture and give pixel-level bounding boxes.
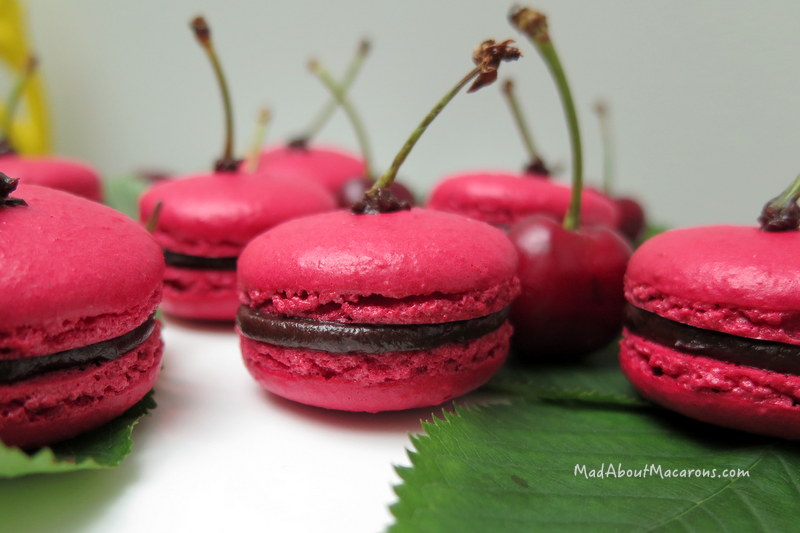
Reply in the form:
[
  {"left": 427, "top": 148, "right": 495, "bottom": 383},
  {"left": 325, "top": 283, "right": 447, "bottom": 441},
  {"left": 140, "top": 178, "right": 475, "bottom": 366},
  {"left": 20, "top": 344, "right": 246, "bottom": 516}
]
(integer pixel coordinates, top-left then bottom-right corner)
[{"left": 236, "top": 39, "right": 522, "bottom": 412}]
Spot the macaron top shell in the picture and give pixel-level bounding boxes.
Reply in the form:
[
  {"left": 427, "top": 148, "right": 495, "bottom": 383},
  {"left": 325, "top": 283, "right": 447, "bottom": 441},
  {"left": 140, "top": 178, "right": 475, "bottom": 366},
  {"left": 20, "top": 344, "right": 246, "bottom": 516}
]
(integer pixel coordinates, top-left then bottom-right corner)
[
  {"left": 427, "top": 171, "right": 620, "bottom": 228},
  {"left": 625, "top": 225, "right": 800, "bottom": 343},
  {"left": 0, "top": 154, "right": 102, "bottom": 202},
  {"left": 0, "top": 185, "right": 164, "bottom": 356},
  {"left": 258, "top": 144, "right": 365, "bottom": 193},
  {"left": 238, "top": 208, "right": 520, "bottom": 324},
  {"left": 139, "top": 172, "right": 336, "bottom": 257}
]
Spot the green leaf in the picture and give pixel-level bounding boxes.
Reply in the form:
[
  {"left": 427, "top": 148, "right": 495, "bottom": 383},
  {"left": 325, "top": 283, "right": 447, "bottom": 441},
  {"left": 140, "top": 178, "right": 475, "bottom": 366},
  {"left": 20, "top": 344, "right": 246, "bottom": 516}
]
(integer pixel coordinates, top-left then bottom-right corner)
[
  {"left": 391, "top": 402, "right": 800, "bottom": 533},
  {"left": 103, "top": 175, "right": 149, "bottom": 219},
  {"left": 485, "top": 342, "right": 644, "bottom": 406},
  {"left": 0, "top": 391, "right": 156, "bottom": 478}
]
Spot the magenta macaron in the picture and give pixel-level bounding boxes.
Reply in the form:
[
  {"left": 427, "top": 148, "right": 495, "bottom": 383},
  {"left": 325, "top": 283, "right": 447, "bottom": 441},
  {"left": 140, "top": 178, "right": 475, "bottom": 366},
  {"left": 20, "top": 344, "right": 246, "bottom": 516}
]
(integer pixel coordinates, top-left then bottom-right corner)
[
  {"left": 139, "top": 173, "right": 335, "bottom": 321},
  {"left": 236, "top": 207, "right": 520, "bottom": 412},
  {"left": 258, "top": 143, "right": 365, "bottom": 196},
  {"left": 427, "top": 171, "right": 620, "bottom": 229},
  {"left": 0, "top": 182, "right": 164, "bottom": 448},
  {"left": 0, "top": 154, "right": 102, "bottom": 202},
  {"left": 620, "top": 224, "right": 800, "bottom": 439}
]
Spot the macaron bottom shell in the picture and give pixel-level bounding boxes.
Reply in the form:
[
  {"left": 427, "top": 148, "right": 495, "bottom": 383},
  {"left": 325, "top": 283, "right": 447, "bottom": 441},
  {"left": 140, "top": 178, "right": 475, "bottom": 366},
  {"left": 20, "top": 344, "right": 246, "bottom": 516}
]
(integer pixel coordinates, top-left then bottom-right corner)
[
  {"left": 239, "top": 323, "right": 511, "bottom": 412},
  {"left": 0, "top": 323, "right": 164, "bottom": 449},
  {"left": 162, "top": 267, "right": 238, "bottom": 321},
  {"left": 620, "top": 330, "right": 800, "bottom": 440}
]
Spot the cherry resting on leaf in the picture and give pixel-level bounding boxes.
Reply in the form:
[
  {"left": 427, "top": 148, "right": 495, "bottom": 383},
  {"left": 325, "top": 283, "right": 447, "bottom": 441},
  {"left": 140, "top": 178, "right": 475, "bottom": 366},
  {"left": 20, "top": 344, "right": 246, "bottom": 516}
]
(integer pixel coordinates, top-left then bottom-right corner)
[{"left": 508, "top": 6, "right": 631, "bottom": 359}]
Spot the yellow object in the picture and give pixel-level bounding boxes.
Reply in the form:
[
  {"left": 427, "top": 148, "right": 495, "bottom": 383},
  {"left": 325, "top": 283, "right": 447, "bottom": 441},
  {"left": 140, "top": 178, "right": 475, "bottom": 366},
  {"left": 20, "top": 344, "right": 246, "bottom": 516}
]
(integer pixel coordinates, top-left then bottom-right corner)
[{"left": 0, "top": 0, "right": 49, "bottom": 154}]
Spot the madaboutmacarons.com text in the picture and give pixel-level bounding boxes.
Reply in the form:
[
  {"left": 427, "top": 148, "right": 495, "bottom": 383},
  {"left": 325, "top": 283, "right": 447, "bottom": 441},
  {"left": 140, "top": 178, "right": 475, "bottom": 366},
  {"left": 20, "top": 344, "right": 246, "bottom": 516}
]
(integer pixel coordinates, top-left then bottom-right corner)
[{"left": 573, "top": 463, "right": 750, "bottom": 480}]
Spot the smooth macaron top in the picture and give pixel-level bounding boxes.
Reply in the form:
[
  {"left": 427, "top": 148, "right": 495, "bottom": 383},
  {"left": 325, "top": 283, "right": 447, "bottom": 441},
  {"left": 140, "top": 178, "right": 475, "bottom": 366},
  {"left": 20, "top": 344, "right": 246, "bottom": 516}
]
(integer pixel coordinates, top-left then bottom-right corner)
[
  {"left": 625, "top": 225, "right": 800, "bottom": 343},
  {"left": 427, "top": 171, "right": 620, "bottom": 228},
  {"left": 139, "top": 171, "right": 336, "bottom": 257},
  {"left": 0, "top": 185, "right": 164, "bottom": 353},
  {"left": 0, "top": 154, "right": 102, "bottom": 202},
  {"left": 239, "top": 208, "right": 519, "bottom": 323},
  {"left": 258, "top": 144, "right": 365, "bottom": 193}
]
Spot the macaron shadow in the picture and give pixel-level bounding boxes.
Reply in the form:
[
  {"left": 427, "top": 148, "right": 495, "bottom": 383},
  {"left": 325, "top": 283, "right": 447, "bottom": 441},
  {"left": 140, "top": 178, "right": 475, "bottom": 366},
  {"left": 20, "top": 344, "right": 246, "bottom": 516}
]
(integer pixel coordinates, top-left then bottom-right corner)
[{"left": 261, "top": 389, "right": 457, "bottom": 434}]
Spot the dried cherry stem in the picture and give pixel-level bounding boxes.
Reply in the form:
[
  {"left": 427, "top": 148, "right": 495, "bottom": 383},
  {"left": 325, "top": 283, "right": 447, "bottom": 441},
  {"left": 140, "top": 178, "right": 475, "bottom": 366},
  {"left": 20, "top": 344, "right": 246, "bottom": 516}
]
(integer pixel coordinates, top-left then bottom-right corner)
[
  {"left": 511, "top": 7, "right": 583, "bottom": 230},
  {"left": 502, "top": 78, "right": 546, "bottom": 173},
  {"left": 0, "top": 173, "right": 26, "bottom": 207},
  {"left": 309, "top": 59, "right": 375, "bottom": 180},
  {"left": 369, "top": 40, "right": 520, "bottom": 194},
  {"left": 759, "top": 174, "right": 800, "bottom": 232},
  {"left": 0, "top": 55, "right": 38, "bottom": 151},
  {"left": 295, "top": 39, "right": 371, "bottom": 146},
  {"left": 190, "top": 16, "right": 237, "bottom": 171},
  {"left": 594, "top": 100, "right": 615, "bottom": 195},
  {"left": 244, "top": 107, "right": 272, "bottom": 173}
]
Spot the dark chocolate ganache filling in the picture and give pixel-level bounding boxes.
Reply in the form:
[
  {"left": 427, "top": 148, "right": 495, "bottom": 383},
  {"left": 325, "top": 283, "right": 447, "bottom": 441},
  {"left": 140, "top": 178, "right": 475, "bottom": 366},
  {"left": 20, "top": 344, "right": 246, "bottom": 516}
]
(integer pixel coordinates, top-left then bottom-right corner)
[
  {"left": 0, "top": 316, "right": 156, "bottom": 384},
  {"left": 237, "top": 306, "right": 510, "bottom": 354},
  {"left": 163, "top": 250, "right": 237, "bottom": 271},
  {"left": 625, "top": 305, "right": 800, "bottom": 375}
]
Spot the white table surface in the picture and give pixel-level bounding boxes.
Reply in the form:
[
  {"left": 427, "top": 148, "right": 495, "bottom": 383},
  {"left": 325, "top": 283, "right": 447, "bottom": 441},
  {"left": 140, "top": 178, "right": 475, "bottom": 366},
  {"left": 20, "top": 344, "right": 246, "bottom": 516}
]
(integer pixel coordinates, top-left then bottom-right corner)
[{"left": 0, "top": 316, "right": 463, "bottom": 533}]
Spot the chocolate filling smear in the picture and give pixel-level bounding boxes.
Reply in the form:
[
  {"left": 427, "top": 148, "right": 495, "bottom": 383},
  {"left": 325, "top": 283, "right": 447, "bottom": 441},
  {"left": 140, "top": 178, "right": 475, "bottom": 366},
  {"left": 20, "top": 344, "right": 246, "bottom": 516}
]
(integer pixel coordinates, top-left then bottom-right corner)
[
  {"left": 163, "top": 250, "right": 237, "bottom": 271},
  {"left": 237, "top": 306, "right": 510, "bottom": 354},
  {"left": 0, "top": 316, "right": 156, "bottom": 384},
  {"left": 625, "top": 305, "right": 800, "bottom": 376}
]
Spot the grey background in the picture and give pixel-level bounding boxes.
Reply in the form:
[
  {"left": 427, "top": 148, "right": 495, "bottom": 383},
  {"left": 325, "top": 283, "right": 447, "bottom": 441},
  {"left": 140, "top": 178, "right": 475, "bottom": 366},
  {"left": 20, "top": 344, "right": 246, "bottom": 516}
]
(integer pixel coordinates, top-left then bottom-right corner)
[{"left": 25, "top": 1, "right": 800, "bottom": 228}]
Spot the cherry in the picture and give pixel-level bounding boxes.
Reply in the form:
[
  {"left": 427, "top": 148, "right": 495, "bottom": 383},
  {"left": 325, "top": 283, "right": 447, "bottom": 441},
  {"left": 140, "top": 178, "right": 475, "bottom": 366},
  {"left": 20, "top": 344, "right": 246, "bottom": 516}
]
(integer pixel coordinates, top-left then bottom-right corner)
[
  {"left": 508, "top": 7, "right": 632, "bottom": 359},
  {"left": 509, "top": 216, "right": 630, "bottom": 356}
]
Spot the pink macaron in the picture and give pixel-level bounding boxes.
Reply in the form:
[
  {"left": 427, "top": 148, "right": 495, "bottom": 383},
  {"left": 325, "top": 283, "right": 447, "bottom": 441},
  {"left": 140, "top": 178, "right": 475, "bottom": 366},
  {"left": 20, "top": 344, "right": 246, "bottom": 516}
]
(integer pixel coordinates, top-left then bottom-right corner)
[
  {"left": 139, "top": 172, "right": 335, "bottom": 321},
  {"left": 427, "top": 171, "right": 620, "bottom": 229},
  {"left": 620, "top": 225, "right": 800, "bottom": 439},
  {"left": 0, "top": 182, "right": 164, "bottom": 448},
  {"left": 258, "top": 143, "right": 365, "bottom": 195},
  {"left": 236, "top": 207, "right": 520, "bottom": 412},
  {"left": 0, "top": 154, "right": 102, "bottom": 202}
]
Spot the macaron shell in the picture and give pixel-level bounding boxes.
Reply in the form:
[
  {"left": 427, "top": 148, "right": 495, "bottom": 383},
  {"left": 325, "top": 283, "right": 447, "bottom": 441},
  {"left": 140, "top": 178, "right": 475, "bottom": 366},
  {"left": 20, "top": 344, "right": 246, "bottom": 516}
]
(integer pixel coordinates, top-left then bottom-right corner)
[
  {"left": 1, "top": 185, "right": 164, "bottom": 357},
  {"left": 161, "top": 267, "right": 238, "bottom": 321},
  {"left": 258, "top": 144, "right": 365, "bottom": 193},
  {"left": 0, "top": 323, "right": 163, "bottom": 448},
  {"left": 0, "top": 155, "right": 102, "bottom": 202},
  {"left": 427, "top": 172, "right": 621, "bottom": 228},
  {"left": 240, "top": 323, "right": 511, "bottom": 412},
  {"left": 626, "top": 225, "right": 800, "bottom": 344},
  {"left": 238, "top": 208, "right": 519, "bottom": 321},
  {"left": 620, "top": 330, "right": 800, "bottom": 440},
  {"left": 140, "top": 172, "right": 336, "bottom": 257}
]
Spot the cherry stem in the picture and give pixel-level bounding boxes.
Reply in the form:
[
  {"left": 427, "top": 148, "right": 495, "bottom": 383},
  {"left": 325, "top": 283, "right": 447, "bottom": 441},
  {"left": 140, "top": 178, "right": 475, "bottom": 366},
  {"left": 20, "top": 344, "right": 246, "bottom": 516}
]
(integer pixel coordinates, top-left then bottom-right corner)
[
  {"left": 759, "top": 174, "right": 800, "bottom": 232},
  {"left": 369, "top": 65, "right": 481, "bottom": 193},
  {"left": 190, "top": 16, "right": 236, "bottom": 171},
  {"left": 301, "top": 39, "right": 371, "bottom": 143},
  {"left": 145, "top": 201, "right": 163, "bottom": 233},
  {"left": 511, "top": 8, "right": 583, "bottom": 231},
  {"left": 308, "top": 59, "right": 374, "bottom": 180},
  {"left": 1, "top": 55, "right": 38, "bottom": 145},
  {"left": 502, "top": 78, "right": 540, "bottom": 165},
  {"left": 244, "top": 108, "right": 272, "bottom": 173},
  {"left": 594, "top": 100, "right": 615, "bottom": 195}
]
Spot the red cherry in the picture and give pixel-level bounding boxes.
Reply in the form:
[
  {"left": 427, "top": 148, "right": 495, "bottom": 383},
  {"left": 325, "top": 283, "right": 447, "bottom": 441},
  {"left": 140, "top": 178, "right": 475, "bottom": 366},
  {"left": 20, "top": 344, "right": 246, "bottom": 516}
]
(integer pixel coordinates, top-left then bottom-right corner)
[
  {"left": 508, "top": 215, "right": 632, "bottom": 359},
  {"left": 337, "top": 176, "right": 416, "bottom": 208},
  {"left": 615, "top": 196, "right": 646, "bottom": 242}
]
